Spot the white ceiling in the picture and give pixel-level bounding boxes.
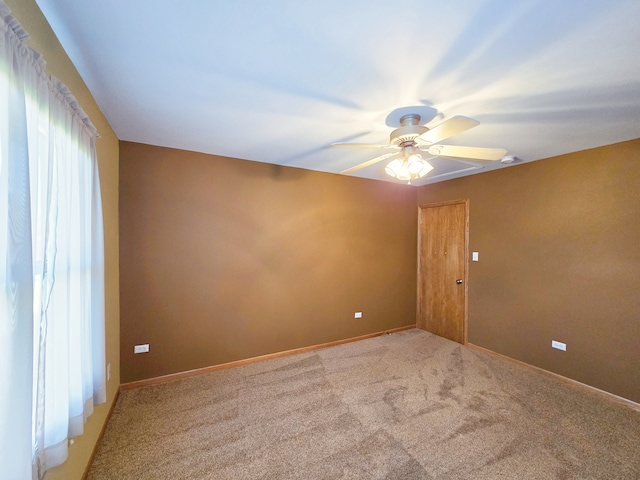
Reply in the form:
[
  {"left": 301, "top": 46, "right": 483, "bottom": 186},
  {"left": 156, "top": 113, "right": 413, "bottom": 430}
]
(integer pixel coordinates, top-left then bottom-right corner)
[{"left": 36, "top": 0, "right": 640, "bottom": 185}]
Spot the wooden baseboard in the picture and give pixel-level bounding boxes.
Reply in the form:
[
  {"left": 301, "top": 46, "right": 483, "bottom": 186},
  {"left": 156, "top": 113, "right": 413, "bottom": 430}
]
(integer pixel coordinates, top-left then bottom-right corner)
[
  {"left": 120, "top": 325, "right": 416, "bottom": 391},
  {"left": 81, "top": 387, "right": 121, "bottom": 480},
  {"left": 466, "top": 343, "right": 640, "bottom": 413}
]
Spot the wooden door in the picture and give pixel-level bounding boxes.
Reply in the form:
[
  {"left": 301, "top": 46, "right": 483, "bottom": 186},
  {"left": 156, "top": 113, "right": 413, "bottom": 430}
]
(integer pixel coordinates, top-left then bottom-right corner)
[{"left": 417, "top": 200, "right": 468, "bottom": 344}]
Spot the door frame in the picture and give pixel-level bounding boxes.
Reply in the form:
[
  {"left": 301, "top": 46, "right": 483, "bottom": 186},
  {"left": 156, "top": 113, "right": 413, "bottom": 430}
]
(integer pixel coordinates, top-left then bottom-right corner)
[{"left": 417, "top": 199, "right": 470, "bottom": 344}]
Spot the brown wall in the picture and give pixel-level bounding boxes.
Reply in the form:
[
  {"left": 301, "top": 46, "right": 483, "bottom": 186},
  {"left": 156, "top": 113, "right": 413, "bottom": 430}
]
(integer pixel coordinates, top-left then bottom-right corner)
[
  {"left": 7, "top": 0, "right": 121, "bottom": 478},
  {"left": 417, "top": 139, "right": 640, "bottom": 403},
  {"left": 119, "top": 142, "right": 418, "bottom": 383}
]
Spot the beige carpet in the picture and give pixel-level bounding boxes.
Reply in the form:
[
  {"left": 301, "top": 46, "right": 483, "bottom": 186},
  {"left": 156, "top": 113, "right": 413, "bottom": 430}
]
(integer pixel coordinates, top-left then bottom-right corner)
[{"left": 88, "top": 329, "right": 640, "bottom": 479}]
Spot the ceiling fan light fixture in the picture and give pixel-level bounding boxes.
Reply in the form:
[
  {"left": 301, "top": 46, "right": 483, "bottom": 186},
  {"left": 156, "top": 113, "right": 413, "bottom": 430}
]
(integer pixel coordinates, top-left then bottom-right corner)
[
  {"left": 396, "top": 170, "right": 412, "bottom": 182},
  {"left": 384, "top": 145, "right": 435, "bottom": 183},
  {"left": 384, "top": 155, "right": 433, "bottom": 183},
  {"left": 385, "top": 159, "right": 411, "bottom": 181},
  {"left": 384, "top": 158, "right": 404, "bottom": 178},
  {"left": 407, "top": 153, "right": 425, "bottom": 174}
]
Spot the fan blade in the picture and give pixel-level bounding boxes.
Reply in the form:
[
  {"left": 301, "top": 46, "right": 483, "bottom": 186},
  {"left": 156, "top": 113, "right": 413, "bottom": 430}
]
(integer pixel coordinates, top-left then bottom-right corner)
[
  {"left": 416, "top": 116, "right": 480, "bottom": 144},
  {"left": 331, "top": 142, "right": 399, "bottom": 149},
  {"left": 341, "top": 152, "right": 400, "bottom": 175},
  {"left": 425, "top": 145, "right": 507, "bottom": 161}
]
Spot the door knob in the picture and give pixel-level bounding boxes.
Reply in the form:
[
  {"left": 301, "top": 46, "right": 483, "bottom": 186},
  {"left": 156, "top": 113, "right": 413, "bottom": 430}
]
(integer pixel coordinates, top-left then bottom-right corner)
[{"left": 456, "top": 279, "right": 463, "bottom": 284}]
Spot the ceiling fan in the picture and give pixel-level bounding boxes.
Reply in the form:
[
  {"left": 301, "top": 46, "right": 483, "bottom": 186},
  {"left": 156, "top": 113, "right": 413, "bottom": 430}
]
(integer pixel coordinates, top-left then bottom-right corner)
[{"left": 332, "top": 113, "right": 507, "bottom": 183}]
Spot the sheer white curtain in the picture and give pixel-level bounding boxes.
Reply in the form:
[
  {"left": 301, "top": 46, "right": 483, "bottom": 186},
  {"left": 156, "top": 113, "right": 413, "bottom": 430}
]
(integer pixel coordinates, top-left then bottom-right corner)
[{"left": 0, "top": 2, "right": 106, "bottom": 479}]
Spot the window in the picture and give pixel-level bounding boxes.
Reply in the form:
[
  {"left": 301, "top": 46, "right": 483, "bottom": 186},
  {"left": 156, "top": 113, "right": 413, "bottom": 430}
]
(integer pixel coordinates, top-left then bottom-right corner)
[{"left": 0, "top": 3, "right": 106, "bottom": 479}]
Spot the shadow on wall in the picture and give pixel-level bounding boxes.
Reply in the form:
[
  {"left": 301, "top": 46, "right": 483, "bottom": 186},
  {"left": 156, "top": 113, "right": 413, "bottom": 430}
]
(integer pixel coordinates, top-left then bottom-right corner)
[{"left": 230, "top": 157, "right": 312, "bottom": 182}]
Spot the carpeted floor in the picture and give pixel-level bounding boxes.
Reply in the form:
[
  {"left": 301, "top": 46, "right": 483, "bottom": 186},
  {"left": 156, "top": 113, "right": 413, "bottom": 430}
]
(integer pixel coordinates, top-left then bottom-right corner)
[{"left": 88, "top": 329, "right": 640, "bottom": 479}]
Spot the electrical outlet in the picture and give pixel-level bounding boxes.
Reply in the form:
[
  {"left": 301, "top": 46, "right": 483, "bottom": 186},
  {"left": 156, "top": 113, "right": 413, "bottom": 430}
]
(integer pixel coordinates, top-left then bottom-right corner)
[
  {"left": 551, "top": 340, "right": 566, "bottom": 351},
  {"left": 134, "top": 344, "right": 150, "bottom": 354},
  {"left": 354, "top": 312, "right": 363, "bottom": 319}
]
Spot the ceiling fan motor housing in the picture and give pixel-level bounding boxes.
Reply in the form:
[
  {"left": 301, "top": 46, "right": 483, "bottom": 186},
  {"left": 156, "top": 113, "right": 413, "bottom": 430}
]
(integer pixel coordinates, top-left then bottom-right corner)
[
  {"left": 390, "top": 113, "right": 428, "bottom": 146},
  {"left": 390, "top": 125, "right": 428, "bottom": 146}
]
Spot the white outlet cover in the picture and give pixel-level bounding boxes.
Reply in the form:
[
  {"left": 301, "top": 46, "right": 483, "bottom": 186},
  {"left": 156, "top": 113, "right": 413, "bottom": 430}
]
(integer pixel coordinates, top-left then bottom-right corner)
[
  {"left": 134, "top": 344, "right": 150, "bottom": 354},
  {"left": 472, "top": 252, "right": 479, "bottom": 261},
  {"left": 551, "top": 340, "right": 566, "bottom": 351},
  {"left": 354, "top": 312, "right": 363, "bottom": 318}
]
